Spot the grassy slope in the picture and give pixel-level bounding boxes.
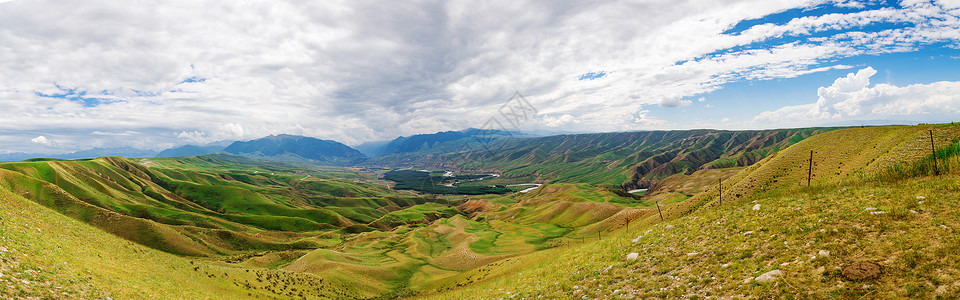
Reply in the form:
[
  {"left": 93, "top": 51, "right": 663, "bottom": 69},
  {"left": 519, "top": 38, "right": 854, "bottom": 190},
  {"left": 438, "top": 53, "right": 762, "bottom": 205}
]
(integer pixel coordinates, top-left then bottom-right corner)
[
  {"left": 0, "top": 155, "right": 441, "bottom": 258},
  {"left": 0, "top": 151, "right": 660, "bottom": 298},
  {"left": 418, "top": 124, "right": 960, "bottom": 298},
  {"left": 0, "top": 188, "right": 339, "bottom": 299}
]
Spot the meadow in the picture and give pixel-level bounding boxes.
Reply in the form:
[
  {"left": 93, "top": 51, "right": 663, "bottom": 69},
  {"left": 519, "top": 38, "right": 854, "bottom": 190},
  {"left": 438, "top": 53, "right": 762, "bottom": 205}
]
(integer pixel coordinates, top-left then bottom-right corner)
[{"left": 2, "top": 124, "right": 959, "bottom": 298}]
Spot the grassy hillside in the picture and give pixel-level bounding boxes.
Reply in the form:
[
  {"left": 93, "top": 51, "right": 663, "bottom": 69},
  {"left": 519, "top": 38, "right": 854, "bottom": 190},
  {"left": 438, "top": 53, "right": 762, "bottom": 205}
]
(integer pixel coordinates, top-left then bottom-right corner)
[
  {"left": 0, "top": 187, "right": 337, "bottom": 299},
  {"left": 0, "top": 155, "right": 441, "bottom": 257},
  {"left": 6, "top": 124, "right": 959, "bottom": 299},
  {"left": 0, "top": 153, "right": 657, "bottom": 298},
  {"left": 415, "top": 124, "right": 960, "bottom": 298}
]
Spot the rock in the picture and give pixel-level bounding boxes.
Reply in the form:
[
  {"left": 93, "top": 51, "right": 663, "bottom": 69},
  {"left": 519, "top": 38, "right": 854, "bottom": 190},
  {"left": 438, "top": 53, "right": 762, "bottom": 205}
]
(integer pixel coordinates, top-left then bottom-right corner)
[
  {"left": 818, "top": 250, "right": 830, "bottom": 258},
  {"left": 743, "top": 277, "right": 754, "bottom": 284},
  {"left": 917, "top": 196, "right": 926, "bottom": 200},
  {"left": 752, "top": 204, "right": 761, "bottom": 211},
  {"left": 864, "top": 207, "right": 877, "bottom": 211},
  {"left": 721, "top": 263, "right": 730, "bottom": 268},
  {"left": 842, "top": 262, "right": 881, "bottom": 281},
  {"left": 910, "top": 210, "right": 918, "bottom": 214},
  {"left": 626, "top": 252, "right": 639, "bottom": 261},
  {"left": 755, "top": 270, "right": 782, "bottom": 283},
  {"left": 664, "top": 225, "right": 674, "bottom": 230},
  {"left": 686, "top": 252, "right": 698, "bottom": 256},
  {"left": 632, "top": 236, "right": 642, "bottom": 243},
  {"left": 870, "top": 211, "right": 886, "bottom": 215},
  {"left": 743, "top": 231, "right": 754, "bottom": 236}
]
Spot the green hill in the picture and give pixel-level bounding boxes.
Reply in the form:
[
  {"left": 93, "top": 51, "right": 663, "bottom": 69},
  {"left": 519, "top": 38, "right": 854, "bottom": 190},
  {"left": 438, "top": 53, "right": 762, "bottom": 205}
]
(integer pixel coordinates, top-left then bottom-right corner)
[
  {"left": 5, "top": 124, "right": 960, "bottom": 298},
  {"left": 365, "top": 128, "right": 842, "bottom": 188},
  {"left": 417, "top": 124, "right": 960, "bottom": 299}
]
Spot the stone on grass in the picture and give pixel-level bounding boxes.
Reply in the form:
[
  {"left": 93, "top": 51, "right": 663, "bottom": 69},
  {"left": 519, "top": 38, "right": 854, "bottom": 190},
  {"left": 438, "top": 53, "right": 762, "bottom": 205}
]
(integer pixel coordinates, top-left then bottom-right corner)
[
  {"left": 664, "top": 224, "right": 674, "bottom": 230},
  {"left": 752, "top": 204, "right": 761, "bottom": 211},
  {"left": 632, "top": 236, "right": 642, "bottom": 243},
  {"left": 755, "top": 270, "right": 782, "bottom": 283},
  {"left": 743, "top": 277, "right": 754, "bottom": 284},
  {"left": 818, "top": 250, "right": 830, "bottom": 258},
  {"left": 626, "top": 252, "right": 639, "bottom": 261}
]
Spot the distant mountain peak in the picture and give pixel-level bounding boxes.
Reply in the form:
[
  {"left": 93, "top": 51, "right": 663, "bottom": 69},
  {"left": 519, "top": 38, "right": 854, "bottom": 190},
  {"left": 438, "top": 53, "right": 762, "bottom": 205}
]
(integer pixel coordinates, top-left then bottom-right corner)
[{"left": 222, "top": 134, "right": 365, "bottom": 165}]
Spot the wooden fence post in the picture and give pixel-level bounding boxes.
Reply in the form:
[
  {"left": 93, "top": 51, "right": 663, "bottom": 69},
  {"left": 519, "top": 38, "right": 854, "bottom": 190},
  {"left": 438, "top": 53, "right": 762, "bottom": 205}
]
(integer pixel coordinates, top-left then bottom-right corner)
[
  {"left": 931, "top": 130, "right": 939, "bottom": 176},
  {"left": 807, "top": 150, "right": 814, "bottom": 186},
  {"left": 656, "top": 201, "right": 663, "bottom": 221},
  {"left": 718, "top": 178, "right": 722, "bottom": 205}
]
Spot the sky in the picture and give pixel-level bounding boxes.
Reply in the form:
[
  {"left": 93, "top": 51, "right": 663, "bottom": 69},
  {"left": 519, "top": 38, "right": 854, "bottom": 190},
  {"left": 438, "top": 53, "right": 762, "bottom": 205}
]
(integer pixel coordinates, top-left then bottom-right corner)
[{"left": 1, "top": 0, "right": 959, "bottom": 154}]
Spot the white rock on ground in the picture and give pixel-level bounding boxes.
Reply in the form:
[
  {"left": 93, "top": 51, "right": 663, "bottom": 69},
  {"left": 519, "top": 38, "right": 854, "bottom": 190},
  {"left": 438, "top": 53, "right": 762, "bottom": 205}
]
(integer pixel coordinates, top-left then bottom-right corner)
[
  {"left": 743, "top": 277, "right": 754, "bottom": 284},
  {"left": 864, "top": 207, "right": 877, "bottom": 211},
  {"left": 755, "top": 270, "right": 782, "bottom": 283},
  {"left": 626, "top": 253, "right": 639, "bottom": 261},
  {"left": 818, "top": 250, "right": 830, "bottom": 258},
  {"left": 752, "top": 204, "right": 761, "bottom": 211},
  {"left": 632, "top": 236, "right": 642, "bottom": 243}
]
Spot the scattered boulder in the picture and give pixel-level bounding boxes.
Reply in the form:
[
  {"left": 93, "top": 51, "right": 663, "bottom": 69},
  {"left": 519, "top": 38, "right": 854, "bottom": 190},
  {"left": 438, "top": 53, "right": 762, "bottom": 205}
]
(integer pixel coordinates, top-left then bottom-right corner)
[
  {"left": 818, "top": 250, "right": 830, "bottom": 258},
  {"left": 752, "top": 204, "right": 761, "bottom": 211},
  {"left": 842, "top": 262, "right": 881, "bottom": 281},
  {"left": 864, "top": 207, "right": 877, "bottom": 211},
  {"left": 626, "top": 253, "right": 639, "bottom": 261},
  {"left": 743, "top": 277, "right": 754, "bottom": 284},
  {"left": 632, "top": 236, "right": 642, "bottom": 243},
  {"left": 755, "top": 270, "right": 782, "bottom": 283}
]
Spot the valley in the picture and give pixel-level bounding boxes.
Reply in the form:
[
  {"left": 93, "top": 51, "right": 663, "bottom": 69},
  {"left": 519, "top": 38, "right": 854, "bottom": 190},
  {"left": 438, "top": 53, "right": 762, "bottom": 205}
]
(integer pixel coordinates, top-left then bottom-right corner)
[{"left": 2, "top": 124, "right": 960, "bottom": 298}]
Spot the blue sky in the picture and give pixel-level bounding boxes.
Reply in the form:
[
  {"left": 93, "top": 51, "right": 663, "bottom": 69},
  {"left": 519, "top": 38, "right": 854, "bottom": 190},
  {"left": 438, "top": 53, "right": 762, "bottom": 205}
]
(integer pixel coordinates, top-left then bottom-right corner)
[{"left": 0, "top": 0, "right": 959, "bottom": 153}]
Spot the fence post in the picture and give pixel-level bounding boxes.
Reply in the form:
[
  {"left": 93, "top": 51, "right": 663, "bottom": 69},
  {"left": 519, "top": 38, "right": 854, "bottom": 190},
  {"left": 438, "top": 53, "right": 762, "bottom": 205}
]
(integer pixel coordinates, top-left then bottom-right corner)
[
  {"left": 931, "top": 130, "right": 939, "bottom": 176},
  {"left": 807, "top": 150, "right": 814, "bottom": 186},
  {"left": 656, "top": 201, "right": 663, "bottom": 221},
  {"left": 718, "top": 178, "right": 722, "bottom": 205}
]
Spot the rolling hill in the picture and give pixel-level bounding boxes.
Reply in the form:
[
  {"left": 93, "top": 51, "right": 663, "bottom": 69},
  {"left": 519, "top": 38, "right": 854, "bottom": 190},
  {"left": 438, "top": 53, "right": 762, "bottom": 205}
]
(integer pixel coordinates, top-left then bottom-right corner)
[
  {"left": 4, "top": 124, "right": 960, "bottom": 299},
  {"left": 418, "top": 123, "right": 960, "bottom": 299}
]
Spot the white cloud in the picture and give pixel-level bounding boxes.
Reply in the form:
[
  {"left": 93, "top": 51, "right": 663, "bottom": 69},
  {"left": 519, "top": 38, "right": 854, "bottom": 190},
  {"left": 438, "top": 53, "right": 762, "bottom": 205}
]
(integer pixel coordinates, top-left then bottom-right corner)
[
  {"left": 658, "top": 96, "right": 694, "bottom": 108},
  {"left": 31, "top": 135, "right": 50, "bottom": 145},
  {"left": 0, "top": 0, "right": 957, "bottom": 152},
  {"left": 541, "top": 114, "right": 580, "bottom": 127},
  {"left": 754, "top": 67, "right": 960, "bottom": 125}
]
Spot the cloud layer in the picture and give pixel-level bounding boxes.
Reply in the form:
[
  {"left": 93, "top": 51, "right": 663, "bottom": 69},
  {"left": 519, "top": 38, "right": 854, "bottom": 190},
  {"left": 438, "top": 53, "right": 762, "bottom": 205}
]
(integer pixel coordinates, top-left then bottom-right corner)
[
  {"left": 755, "top": 66, "right": 960, "bottom": 125},
  {"left": 0, "top": 0, "right": 958, "bottom": 153}
]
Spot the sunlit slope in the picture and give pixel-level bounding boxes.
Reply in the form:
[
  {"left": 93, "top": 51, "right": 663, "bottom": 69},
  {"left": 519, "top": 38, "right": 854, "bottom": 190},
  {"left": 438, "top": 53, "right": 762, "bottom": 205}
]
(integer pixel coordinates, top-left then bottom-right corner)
[
  {"left": 418, "top": 124, "right": 960, "bottom": 299},
  {"left": 0, "top": 155, "right": 438, "bottom": 256},
  {"left": 0, "top": 188, "right": 342, "bottom": 299},
  {"left": 654, "top": 124, "right": 960, "bottom": 222}
]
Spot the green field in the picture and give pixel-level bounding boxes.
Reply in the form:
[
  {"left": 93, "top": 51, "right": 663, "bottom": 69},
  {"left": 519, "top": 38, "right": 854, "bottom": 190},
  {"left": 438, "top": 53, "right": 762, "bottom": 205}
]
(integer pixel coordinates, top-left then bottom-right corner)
[{"left": 3, "top": 124, "right": 960, "bottom": 298}]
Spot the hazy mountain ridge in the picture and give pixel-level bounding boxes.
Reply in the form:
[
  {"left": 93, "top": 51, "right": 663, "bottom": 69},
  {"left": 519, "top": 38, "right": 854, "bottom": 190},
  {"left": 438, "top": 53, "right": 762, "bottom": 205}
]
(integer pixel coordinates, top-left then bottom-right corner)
[
  {"left": 0, "top": 147, "right": 159, "bottom": 162},
  {"left": 361, "top": 128, "right": 518, "bottom": 158},
  {"left": 222, "top": 134, "right": 366, "bottom": 165}
]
